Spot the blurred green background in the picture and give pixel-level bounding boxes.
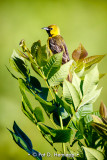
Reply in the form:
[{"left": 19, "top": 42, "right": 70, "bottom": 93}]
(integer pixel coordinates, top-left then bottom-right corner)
[{"left": 0, "top": 0, "right": 107, "bottom": 159}]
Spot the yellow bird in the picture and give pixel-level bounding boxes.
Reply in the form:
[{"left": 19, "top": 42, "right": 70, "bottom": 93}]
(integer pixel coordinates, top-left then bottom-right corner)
[{"left": 42, "top": 24, "right": 70, "bottom": 64}]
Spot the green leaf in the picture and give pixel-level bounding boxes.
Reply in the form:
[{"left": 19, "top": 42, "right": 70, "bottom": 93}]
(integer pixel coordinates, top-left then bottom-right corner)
[
  {"left": 76, "top": 118, "right": 85, "bottom": 135},
  {"left": 31, "top": 63, "right": 43, "bottom": 77},
  {"left": 10, "top": 50, "right": 30, "bottom": 79},
  {"left": 29, "top": 76, "right": 42, "bottom": 93},
  {"left": 52, "top": 129, "right": 72, "bottom": 143},
  {"left": 52, "top": 107, "right": 71, "bottom": 126},
  {"left": 61, "top": 157, "right": 67, "bottom": 160},
  {"left": 8, "top": 122, "right": 42, "bottom": 160},
  {"left": 92, "top": 122, "right": 107, "bottom": 139},
  {"left": 33, "top": 107, "right": 44, "bottom": 122},
  {"left": 75, "top": 130, "right": 83, "bottom": 140},
  {"left": 38, "top": 124, "right": 72, "bottom": 143},
  {"left": 92, "top": 122, "right": 107, "bottom": 132},
  {"left": 36, "top": 45, "right": 48, "bottom": 67},
  {"left": 92, "top": 111, "right": 101, "bottom": 117},
  {"left": 84, "top": 114, "right": 93, "bottom": 124},
  {"left": 31, "top": 40, "right": 41, "bottom": 58},
  {"left": 13, "top": 122, "right": 32, "bottom": 151},
  {"left": 48, "top": 60, "right": 73, "bottom": 86},
  {"left": 84, "top": 55, "right": 105, "bottom": 69},
  {"left": 43, "top": 52, "right": 63, "bottom": 79},
  {"left": 82, "top": 146, "right": 104, "bottom": 160},
  {"left": 20, "top": 89, "right": 33, "bottom": 113},
  {"left": 31, "top": 42, "right": 48, "bottom": 67},
  {"left": 84, "top": 111, "right": 100, "bottom": 124},
  {"left": 8, "top": 130, "right": 32, "bottom": 154},
  {"left": 6, "top": 66, "right": 18, "bottom": 80},
  {"left": 75, "top": 55, "right": 105, "bottom": 73},
  {"left": 44, "top": 134, "right": 53, "bottom": 144},
  {"left": 83, "top": 65, "right": 99, "bottom": 95},
  {"left": 21, "top": 101, "right": 35, "bottom": 123},
  {"left": 19, "top": 80, "right": 33, "bottom": 113},
  {"left": 35, "top": 94, "right": 56, "bottom": 113},
  {"left": 37, "top": 87, "right": 49, "bottom": 101},
  {"left": 76, "top": 104, "right": 93, "bottom": 120},
  {"left": 63, "top": 80, "right": 81, "bottom": 109},
  {"left": 76, "top": 66, "right": 85, "bottom": 78},
  {"left": 72, "top": 72, "right": 82, "bottom": 98},
  {"left": 79, "top": 88, "right": 102, "bottom": 109},
  {"left": 18, "top": 78, "right": 31, "bottom": 93},
  {"left": 38, "top": 124, "right": 56, "bottom": 137},
  {"left": 74, "top": 61, "right": 84, "bottom": 73},
  {"left": 8, "top": 121, "right": 32, "bottom": 154},
  {"left": 55, "top": 94, "right": 72, "bottom": 114},
  {"left": 19, "top": 76, "right": 42, "bottom": 94}
]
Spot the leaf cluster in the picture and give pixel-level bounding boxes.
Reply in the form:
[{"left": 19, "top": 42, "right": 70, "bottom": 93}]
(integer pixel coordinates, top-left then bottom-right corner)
[{"left": 8, "top": 40, "right": 106, "bottom": 160}]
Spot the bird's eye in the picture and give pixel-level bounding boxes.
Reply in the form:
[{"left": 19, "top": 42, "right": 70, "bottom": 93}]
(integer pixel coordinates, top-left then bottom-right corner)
[{"left": 50, "top": 28, "right": 53, "bottom": 30}]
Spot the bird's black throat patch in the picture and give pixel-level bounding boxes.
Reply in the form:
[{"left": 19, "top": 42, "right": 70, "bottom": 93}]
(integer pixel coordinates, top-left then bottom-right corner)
[{"left": 46, "top": 30, "right": 52, "bottom": 37}]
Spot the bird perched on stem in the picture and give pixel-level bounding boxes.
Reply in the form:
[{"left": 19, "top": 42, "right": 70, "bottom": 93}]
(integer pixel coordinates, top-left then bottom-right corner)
[{"left": 42, "top": 24, "right": 70, "bottom": 64}]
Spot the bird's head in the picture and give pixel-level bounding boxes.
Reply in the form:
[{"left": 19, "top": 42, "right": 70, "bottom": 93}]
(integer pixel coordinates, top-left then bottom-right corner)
[{"left": 42, "top": 24, "right": 60, "bottom": 37}]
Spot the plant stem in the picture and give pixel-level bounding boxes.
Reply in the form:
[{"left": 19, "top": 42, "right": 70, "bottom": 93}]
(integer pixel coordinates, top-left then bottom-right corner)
[
  {"left": 59, "top": 115, "right": 65, "bottom": 154},
  {"left": 50, "top": 119, "right": 58, "bottom": 129},
  {"left": 44, "top": 79, "right": 55, "bottom": 100},
  {"left": 66, "top": 113, "right": 76, "bottom": 129},
  {"left": 47, "top": 114, "right": 57, "bottom": 129},
  {"left": 59, "top": 115, "right": 63, "bottom": 129}
]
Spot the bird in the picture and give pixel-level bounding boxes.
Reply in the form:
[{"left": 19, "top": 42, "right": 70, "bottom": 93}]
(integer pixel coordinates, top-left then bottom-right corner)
[{"left": 42, "top": 24, "right": 70, "bottom": 64}]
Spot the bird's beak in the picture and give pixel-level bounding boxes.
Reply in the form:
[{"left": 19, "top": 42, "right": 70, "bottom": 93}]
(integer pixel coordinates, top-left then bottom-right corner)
[{"left": 41, "top": 27, "right": 50, "bottom": 31}]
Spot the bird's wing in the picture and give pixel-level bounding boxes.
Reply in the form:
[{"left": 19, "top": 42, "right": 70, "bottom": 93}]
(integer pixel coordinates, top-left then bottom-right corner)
[
  {"left": 49, "top": 35, "right": 70, "bottom": 64},
  {"left": 49, "top": 35, "right": 64, "bottom": 54}
]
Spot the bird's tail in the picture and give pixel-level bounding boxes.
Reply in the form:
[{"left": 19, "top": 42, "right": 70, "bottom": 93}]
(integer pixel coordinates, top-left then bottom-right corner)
[{"left": 62, "top": 44, "right": 70, "bottom": 64}]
